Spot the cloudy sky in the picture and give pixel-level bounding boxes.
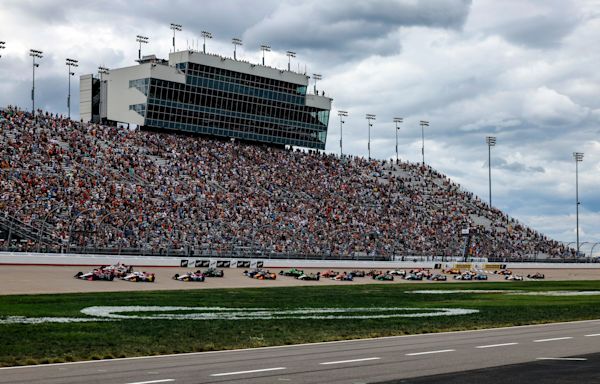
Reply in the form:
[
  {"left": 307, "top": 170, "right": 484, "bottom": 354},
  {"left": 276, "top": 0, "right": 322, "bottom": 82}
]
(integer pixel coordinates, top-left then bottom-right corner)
[{"left": 0, "top": 0, "right": 598, "bottom": 249}]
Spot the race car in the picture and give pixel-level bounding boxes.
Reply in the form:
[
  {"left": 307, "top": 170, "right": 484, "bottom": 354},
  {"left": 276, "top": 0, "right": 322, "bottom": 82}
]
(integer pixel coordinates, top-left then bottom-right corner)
[
  {"left": 443, "top": 268, "right": 462, "bottom": 275},
  {"left": 410, "top": 269, "right": 432, "bottom": 279},
  {"left": 527, "top": 272, "right": 545, "bottom": 279},
  {"left": 121, "top": 271, "right": 156, "bottom": 282},
  {"left": 390, "top": 269, "right": 407, "bottom": 277},
  {"left": 279, "top": 268, "right": 305, "bottom": 278},
  {"left": 505, "top": 274, "right": 524, "bottom": 281},
  {"left": 372, "top": 273, "right": 394, "bottom": 281},
  {"left": 244, "top": 269, "right": 277, "bottom": 280},
  {"left": 428, "top": 274, "right": 447, "bottom": 281},
  {"left": 74, "top": 269, "right": 114, "bottom": 281},
  {"left": 474, "top": 273, "right": 488, "bottom": 280},
  {"left": 349, "top": 270, "right": 366, "bottom": 277},
  {"left": 454, "top": 272, "right": 473, "bottom": 281},
  {"left": 404, "top": 273, "right": 423, "bottom": 281},
  {"left": 172, "top": 271, "right": 205, "bottom": 282},
  {"left": 321, "top": 270, "right": 339, "bottom": 278},
  {"left": 297, "top": 272, "right": 320, "bottom": 281},
  {"left": 102, "top": 262, "right": 133, "bottom": 278},
  {"left": 495, "top": 269, "right": 513, "bottom": 276},
  {"left": 203, "top": 268, "right": 224, "bottom": 278},
  {"left": 332, "top": 273, "right": 354, "bottom": 281}
]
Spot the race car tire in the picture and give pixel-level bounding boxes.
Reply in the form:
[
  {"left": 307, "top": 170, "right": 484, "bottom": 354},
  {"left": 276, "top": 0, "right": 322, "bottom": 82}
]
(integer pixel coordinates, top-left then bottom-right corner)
[{"left": 74, "top": 272, "right": 83, "bottom": 278}]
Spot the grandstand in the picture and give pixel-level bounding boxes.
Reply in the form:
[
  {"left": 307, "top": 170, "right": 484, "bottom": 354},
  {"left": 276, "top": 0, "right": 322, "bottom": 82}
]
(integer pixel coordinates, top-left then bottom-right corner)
[{"left": 0, "top": 107, "right": 574, "bottom": 260}]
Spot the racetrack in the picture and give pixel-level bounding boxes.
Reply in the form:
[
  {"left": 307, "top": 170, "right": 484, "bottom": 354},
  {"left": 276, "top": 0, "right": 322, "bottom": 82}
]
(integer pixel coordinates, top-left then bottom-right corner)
[
  {"left": 1, "top": 319, "right": 599, "bottom": 384},
  {"left": 1, "top": 266, "right": 599, "bottom": 295}
]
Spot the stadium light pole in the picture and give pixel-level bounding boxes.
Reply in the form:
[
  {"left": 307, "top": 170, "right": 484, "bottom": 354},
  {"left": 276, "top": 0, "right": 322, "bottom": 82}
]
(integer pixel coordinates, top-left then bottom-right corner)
[
  {"left": 366, "top": 114, "right": 376, "bottom": 160},
  {"left": 65, "top": 58, "right": 78, "bottom": 120},
  {"left": 29, "top": 49, "right": 43, "bottom": 117},
  {"left": 394, "top": 117, "right": 403, "bottom": 164},
  {"left": 232, "top": 38, "right": 242, "bottom": 60},
  {"left": 170, "top": 23, "right": 182, "bottom": 52},
  {"left": 201, "top": 31, "right": 212, "bottom": 54},
  {"left": 260, "top": 44, "right": 271, "bottom": 65},
  {"left": 312, "top": 73, "right": 322, "bottom": 95},
  {"left": 573, "top": 152, "right": 584, "bottom": 257},
  {"left": 98, "top": 66, "right": 109, "bottom": 123},
  {"left": 136, "top": 35, "right": 148, "bottom": 60},
  {"left": 419, "top": 120, "right": 429, "bottom": 165},
  {"left": 0, "top": 41, "right": 5, "bottom": 58},
  {"left": 338, "top": 110, "right": 348, "bottom": 157},
  {"left": 486, "top": 136, "right": 496, "bottom": 207},
  {"left": 286, "top": 51, "right": 296, "bottom": 71}
]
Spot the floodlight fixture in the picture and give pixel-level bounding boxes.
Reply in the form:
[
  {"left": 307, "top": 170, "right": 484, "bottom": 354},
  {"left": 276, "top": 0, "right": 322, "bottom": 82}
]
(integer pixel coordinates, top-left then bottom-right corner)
[
  {"left": 170, "top": 23, "right": 182, "bottom": 52},
  {"left": 366, "top": 114, "right": 376, "bottom": 160},
  {"left": 29, "top": 49, "right": 43, "bottom": 116},
  {"left": 232, "top": 38, "right": 242, "bottom": 60},
  {"left": 485, "top": 136, "right": 497, "bottom": 207},
  {"left": 419, "top": 120, "right": 429, "bottom": 165},
  {"left": 338, "top": 110, "right": 348, "bottom": 157},
  {"left": 573, "top": 151, "right": 584, "bottom": 256},
  {"left": 136, "top": 35, "right": 149, "bottom": 60},
  {"left": 260, "top": 44, "right": 271, "bottom": 65},
  {"left": 286, "top": 50, "right": 296, "bottom": 71},
  {"left": 394, "top": 117, "right": 403, "bottom": 163},
  {"left": 201, "top": 31, "right": 212, "bottom": 53}
]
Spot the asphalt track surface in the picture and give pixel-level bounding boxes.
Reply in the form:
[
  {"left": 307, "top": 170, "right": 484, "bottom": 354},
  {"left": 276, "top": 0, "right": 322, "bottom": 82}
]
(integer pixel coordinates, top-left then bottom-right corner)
[
  {"left": 1, "top": 266, "right": 599, "bottom": 295},
  {"left": 1, "top": 319, "right": 599, "bottom": 384},
  {"left": 380, "top": 352, "right": 600, "bottom": 383}
]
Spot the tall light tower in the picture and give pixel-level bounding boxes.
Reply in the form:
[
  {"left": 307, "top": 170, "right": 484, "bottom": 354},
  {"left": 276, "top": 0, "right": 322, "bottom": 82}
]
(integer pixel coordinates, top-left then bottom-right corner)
[
  {"left": 260, "top": 44, "right": 271, "bottom": 65},
  {"left": 29, "top": 49, "right": 43, "bottom": 116},
  {"left": 338, "top": 110, "right": 348, "bottom": 157},
  {"left": 573, "top": 152, "right": 584, "bottom": 257},
  {"left": 170, "top": 23, "right": 182, "bottom": 52},
  {"left": 0, "top": 41, "right": 5, "bottom": 58},
  {"left": 486, "top": 136, "right": 497, "bottom": 207},
  {"left": 286, "top": 51, "right": 296, "bottom": 71},
  {"left": 393, "top": 117, "right": 403, "bottom": 164},
  {"left": 65, "top": 58, "right": 78, "bottom": 120},
  {"left": 98, "top": 66, "right": 109, "bottom": 123},
  {"left": 312, "top": 73, "right": 322, "bottom": 94},
  {"left": 366, "top": 114, "right": 376, "bottom": 160},
  {"left": 136, "top": 35, "right": 148, "bottom": 60},
  {"left": 419, "top": 120, "right": 429, "bottom": 165},
  {"left": 201, "top": 31, "right": 212, "bottom": 54},
  {"left": 232, "top": 38, "right": 242, "bottom": 60}
]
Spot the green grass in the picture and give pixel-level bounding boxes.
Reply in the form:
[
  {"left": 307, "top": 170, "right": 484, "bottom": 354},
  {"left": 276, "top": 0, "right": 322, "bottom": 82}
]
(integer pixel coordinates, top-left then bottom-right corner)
[{"left": 1, "top": 280, "right": 600, "bottom": 366}]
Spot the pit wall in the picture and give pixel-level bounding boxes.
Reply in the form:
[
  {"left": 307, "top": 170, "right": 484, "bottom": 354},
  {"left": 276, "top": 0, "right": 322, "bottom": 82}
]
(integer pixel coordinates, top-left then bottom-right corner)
[{"left": 0, "top": 252, "right": 599, "bottom": 270}]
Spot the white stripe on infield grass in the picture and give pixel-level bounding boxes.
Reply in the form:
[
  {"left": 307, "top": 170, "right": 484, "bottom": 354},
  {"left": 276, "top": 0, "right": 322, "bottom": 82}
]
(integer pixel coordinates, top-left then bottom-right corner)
[
  {"left": 320, "top": 357, "right": 381, "bottom": 365},
  {"left": 210, "top": 367, "right": 286, "bottom": 376},
  {"left": 406, "top": 349, "right": 455, "bottom": 356},
  {"left": 584, "top": 334, "right": 600, "bottom": 337},
  {"left": 475, "top": 342, "right": 519, "bottom": 349},
  {"left": 533, "top": 337, "right": 573, "bottom": 343}
]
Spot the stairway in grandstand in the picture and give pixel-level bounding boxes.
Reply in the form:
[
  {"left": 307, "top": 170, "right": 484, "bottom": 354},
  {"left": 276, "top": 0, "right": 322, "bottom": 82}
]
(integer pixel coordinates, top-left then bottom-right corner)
[{"left": 0, "top": 213, "right": 63, "bottom": 248}]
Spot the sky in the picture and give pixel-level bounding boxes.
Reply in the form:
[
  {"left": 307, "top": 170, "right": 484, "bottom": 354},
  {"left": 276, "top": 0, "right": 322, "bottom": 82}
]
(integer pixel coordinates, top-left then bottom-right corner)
[{"left": 0, "top": 0, "right": 598, "bottom": 250}]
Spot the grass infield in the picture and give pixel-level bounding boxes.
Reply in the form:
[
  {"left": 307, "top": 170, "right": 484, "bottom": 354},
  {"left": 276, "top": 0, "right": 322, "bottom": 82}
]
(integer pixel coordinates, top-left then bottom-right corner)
[{"left": 1, "top": 280, "right": 600, "bottom": 366}]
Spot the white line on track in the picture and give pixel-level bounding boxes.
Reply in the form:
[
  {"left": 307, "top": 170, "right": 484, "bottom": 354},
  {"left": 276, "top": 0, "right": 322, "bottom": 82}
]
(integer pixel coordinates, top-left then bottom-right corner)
[
  {"left": 584, "top": 333, "right": 600, "bottom": 337},
  {"left": 124, "top": 380, "right": 175, "bottom": 384},
  {"left": 210, "top": 367, "right": 286, "bottom": 377},
  {"left": 1, "top": 319, "right": 598, "bottom": 371},
  {"left": 475, "top": 342, "right": 519, "bottom": 349},
  {"left": 320, "top": 357, "right": 381, "bottom": 365},
  {"left": 406, "top": 349, "right": 455, "bottom": 356},
  {"left": 536, "top": 357, "right": 587, "bottom": 361},
  {"left": 533, "top": 337, "right": 573, "bottom": 343}
]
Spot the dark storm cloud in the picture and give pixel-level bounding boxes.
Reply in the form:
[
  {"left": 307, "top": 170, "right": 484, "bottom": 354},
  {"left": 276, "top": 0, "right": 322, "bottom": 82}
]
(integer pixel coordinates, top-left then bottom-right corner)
[
  {"left": 243, "top": 0, "right": 472, "bottom": 58},
  {"left": 491, "top": 158, "right": 545, "bottom": 173}
]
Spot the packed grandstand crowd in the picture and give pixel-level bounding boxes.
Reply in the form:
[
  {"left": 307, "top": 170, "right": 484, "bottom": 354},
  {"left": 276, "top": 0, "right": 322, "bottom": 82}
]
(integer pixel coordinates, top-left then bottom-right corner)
[{"left": 0, "top": 107, "right": 574, "bottom": 259}]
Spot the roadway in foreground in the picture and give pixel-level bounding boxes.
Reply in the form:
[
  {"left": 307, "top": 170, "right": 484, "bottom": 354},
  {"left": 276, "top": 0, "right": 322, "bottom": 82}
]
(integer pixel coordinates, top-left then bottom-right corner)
[
  {"left": 382, "top": 352, "right": 600, "bottom": 383},
  {"left": 1, "top": 319, "right": 599, "bottom": 384}
]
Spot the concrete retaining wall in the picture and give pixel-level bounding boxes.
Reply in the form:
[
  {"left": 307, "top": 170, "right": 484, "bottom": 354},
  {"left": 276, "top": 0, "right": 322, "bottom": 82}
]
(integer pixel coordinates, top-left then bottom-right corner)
[{"left": 0, "top": 252, "right": 598, "bottom": 269}]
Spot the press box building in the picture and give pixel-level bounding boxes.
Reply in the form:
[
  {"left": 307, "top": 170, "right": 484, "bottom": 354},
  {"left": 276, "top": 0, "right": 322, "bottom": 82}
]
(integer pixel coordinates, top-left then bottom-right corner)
[{"left": 80, "top": 50, "right": 332, "bottom": 149}]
